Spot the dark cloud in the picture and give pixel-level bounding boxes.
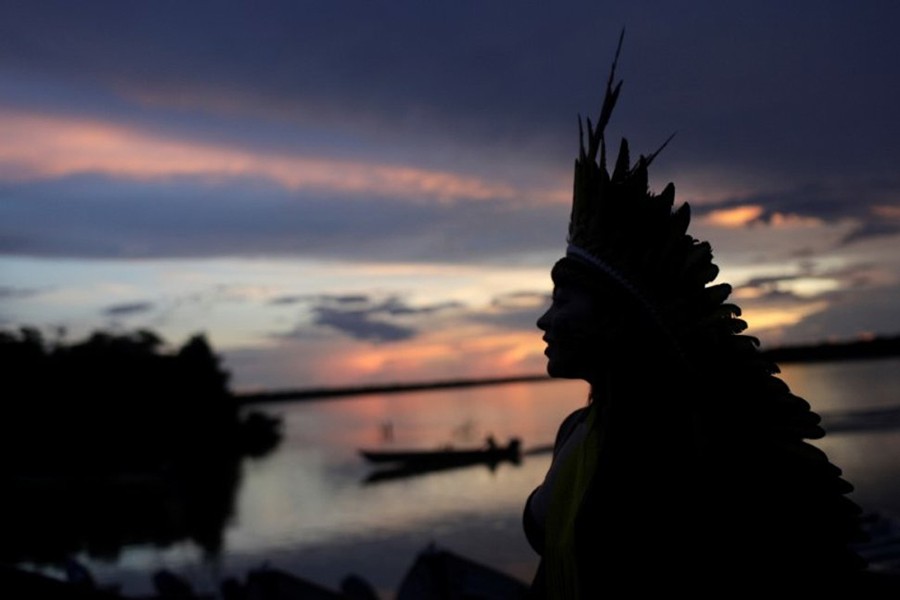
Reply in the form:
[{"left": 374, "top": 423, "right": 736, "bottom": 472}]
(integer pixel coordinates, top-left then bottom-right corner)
[
  {"left": 374, "top": 297, "right": 463, "bottom": 316},
  {"left": 737, "top": 261, "right": 886, "bottom": 300},
  {"left": 276, "top": 290, "right": 548, "bottom": 342},
  {"left": 279, "top": 294, "right": 462, "bottom": 343},
  {"left": 840, "top": 220, "right": 900, "bottom": 246},
  {"left": 779, "top": 284, "right": 900, "bottom": 343},
  {"left": 269, "top": 295, "right": 309, "bottom": 306},
  {"left": 742, "top": 274, "right": 807, "bottom": 289},
  {"left": 312, "top": 307, "right": 415, "bottom": 343},
  {"left": 0, "top": 286, "right": 40, "bottom": 299},
  {"left": 0, "top": 174, "right": 568, "bottom": 262},
  {"left": 2, "top": 2, "right": 899, "bottom": 179},
  {"left": 491, "top": 291, "right": 551, "bottom": 309},
  {"left": 329, "top": 294, "right": 370, "bottom": 304},
  {"left": 269, "top": 294, "right": 369, "bottom": 306},
  {"left": 462, "top": 290, "right": 551, "bottom": 332},
  {"left": 3, "top": 1, "right": 900, "bottom": 354},
  {"left": 743, "top": 289, "right": 807, "bottom": 305},
  {"left": 0, "top": 2, "right": 898, "bottom": 265},
  {"left": 103, "top": 301, "right": 154, "bottom": 316},
  {"left": 738, "top": 270, "right": 820, "bottom": 296},
  {"left": 0, "top": 2, "right": 594, "bottom": 158},
  {"left": 695, "top": 179, "right": 900, "bottom": 245}
]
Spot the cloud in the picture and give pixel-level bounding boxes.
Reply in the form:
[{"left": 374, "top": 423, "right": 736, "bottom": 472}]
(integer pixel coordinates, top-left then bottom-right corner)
[
  {"left": 0, "top": 173, "right": 568, "bottom": 262},
  {"left": 102, "top": 301, "right": 155, "bottom": 316},
  {"left": 3, "top": 1, "right": 898, "bottom": 181},
  {"left": 460, "top": 290, "right": 550, "bottom": 332},
  {"left": 3, "top": 1, "right": 900, "bottom": 381},
  {"left": 734, "top": 260, "right": 891, "bottom": 302},
  {"left": 491, "top": 291, "right": 550, "bottom": 309},
  {"left": 695, "top": 180, "right": 900, "bottom": 245},
  {"left": 373, "top": 297, "right": 463, "bottom": 316},
  {"left": 312, "top": 307, "right": 416, "bottom": 343},
  {"left": 3, "top": 3, "right": 899, "bottom": 266},
  {"left": 703, "top": 205, "right": 765, "bottom": 228},
  {"left": 737, "top": 288, "right": 806, "bottom": 304},
  {"left": 777, "top": 283, "right": 900, "bottom": 344},
  {"left": 0, "top": 109, "right": 522, "bottom": 202},
  {"left": 278, "top": 294, "right": 462, "bottom": 343},
  {"left": 735, "top": 257, "right": 900, "bottom": 344},
  {"left": 840, "top": 219, "right": 900, "bottom": 246},
  {"left": 1, "top": 3, "right": 587, "bottom": 154},
  {"left": 0, "top": 285, "right": 40, "bottom": 299},
  {"left": 269, "top": 294, "right": 369, "bottom": 306},
  {"left": 273, "top": 289, "right": 551, "bottom": 345}
]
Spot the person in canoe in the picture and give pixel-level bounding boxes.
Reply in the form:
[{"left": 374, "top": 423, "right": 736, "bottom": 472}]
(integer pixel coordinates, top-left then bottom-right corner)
[{"left": 523, "top": 37, "right": 870, "bottom": 598}]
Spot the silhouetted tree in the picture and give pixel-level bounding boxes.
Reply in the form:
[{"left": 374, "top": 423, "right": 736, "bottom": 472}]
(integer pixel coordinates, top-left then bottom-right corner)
[{"left": 0, "top": 327, "right": 280, "bottom": 565}]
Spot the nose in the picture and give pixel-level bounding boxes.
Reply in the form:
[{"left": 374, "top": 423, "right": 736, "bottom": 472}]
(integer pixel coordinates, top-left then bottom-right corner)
[{"left": 536, "top": 305, "right": 552, "bottom": 332}]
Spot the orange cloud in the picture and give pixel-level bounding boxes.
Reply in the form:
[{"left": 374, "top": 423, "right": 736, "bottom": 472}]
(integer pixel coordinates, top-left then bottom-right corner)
[
  {"left": 744, "top": 301, "right": 829, "bottom": 332},
  {"left": 0, "top": 109, "right": 516, "bottom": 202},
  {"left": 768, "top": 212, "right": 823, "bottom": 227},
  {"left": 704, "top": 205, "right": 764, "bottom": 228}
]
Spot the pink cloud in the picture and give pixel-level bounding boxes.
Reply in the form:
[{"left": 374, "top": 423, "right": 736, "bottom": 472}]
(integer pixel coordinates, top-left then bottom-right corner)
[{"left": 0, "top": 109, "right": 518, "bottom": 202}]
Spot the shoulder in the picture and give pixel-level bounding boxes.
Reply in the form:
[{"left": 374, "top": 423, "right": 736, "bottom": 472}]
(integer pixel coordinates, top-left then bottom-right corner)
[{"left": 553, "top": 407, "right": 589, "bottom": 455}]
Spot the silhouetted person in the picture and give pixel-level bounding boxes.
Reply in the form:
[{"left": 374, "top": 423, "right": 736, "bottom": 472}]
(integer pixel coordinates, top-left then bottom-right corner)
[
  {"left": 524, "top": 38, "right": 868, "bottom": 598},
  {"left": 381, "top": 420, "right": 395, "bottom": 442}
]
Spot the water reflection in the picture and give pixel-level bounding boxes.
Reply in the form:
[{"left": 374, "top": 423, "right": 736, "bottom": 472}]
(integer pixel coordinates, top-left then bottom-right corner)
[
  {"left": 5, "top": 442, "right": 253, "bottom": 566},
  {"left": 821, "top": 406, "right": 900, "bottom": 433},
  {"left": 6, "top": 354, "right": 898, "bottom": 596},
  {"left": 222, "top": 364, "right": 900, "bottom": 595}
]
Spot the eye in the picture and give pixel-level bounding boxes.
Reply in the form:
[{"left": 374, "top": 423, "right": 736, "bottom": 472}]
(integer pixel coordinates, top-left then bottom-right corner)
[{"left": 552, "top": 288, "right": 570, "bottom": 304}]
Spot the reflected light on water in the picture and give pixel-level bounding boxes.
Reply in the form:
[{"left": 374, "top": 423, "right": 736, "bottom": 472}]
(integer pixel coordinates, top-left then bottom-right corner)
[
  {"left": 73, "top": 360, "right": 899, "bottom": 596},
  {"left": 780, "top": 358, "right": 900, "bottom": 520},
  {"left": 231, "top": 380, "right": 587, "bottom": 551}
]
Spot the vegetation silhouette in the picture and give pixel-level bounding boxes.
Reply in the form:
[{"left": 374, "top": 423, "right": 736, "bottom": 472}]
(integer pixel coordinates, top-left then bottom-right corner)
[
  {"left": 0, "top": 327, "right": 282, "bottom": 566},
  {"left": 762, "top": 334, "right": 900, "bottom": 363}
]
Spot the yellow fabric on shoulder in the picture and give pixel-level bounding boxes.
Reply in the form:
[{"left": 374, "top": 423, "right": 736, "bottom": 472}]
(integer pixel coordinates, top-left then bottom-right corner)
[{"left": 544, "top": 405, "right": 600, "bottom": 600}]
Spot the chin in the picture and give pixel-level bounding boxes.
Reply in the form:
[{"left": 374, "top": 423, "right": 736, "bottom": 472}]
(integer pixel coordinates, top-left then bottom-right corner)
[{"left": 545, "top": 359, "right": 587, "bottom": 380}]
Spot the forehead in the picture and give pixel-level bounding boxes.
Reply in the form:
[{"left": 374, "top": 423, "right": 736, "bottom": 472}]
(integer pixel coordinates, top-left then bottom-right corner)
[
  {"left": 549, "top": 280, "right": 598, "bottom": 308},
  {"left": 550, "top": 266, "right": 596, "bottom": 296}
]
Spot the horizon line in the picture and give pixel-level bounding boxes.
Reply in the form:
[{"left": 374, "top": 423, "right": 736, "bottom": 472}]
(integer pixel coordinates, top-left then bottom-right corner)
[{"left": 234, "top": 333, "right": 900, "bottom": 404}]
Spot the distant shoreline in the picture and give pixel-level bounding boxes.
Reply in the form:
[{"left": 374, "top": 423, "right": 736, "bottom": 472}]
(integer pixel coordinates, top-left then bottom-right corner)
[
  {"left": 759, "top": 334, "right": 900, "bottom": 364},
  {"left": 235, "top": 373, "right": 553, "bottom": 405},
  {"left": 235, "top": 334, "right": 900, "bottom": 404}
]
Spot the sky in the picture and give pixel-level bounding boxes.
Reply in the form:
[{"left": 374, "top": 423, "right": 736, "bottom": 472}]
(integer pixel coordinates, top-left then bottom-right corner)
[{"left": 1, "top": 1, "right": 898, "bottom": 390}]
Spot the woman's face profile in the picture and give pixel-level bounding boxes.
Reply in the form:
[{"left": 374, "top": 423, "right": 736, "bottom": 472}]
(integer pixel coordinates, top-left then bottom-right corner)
[{"left": 536, "top": 283, "right": 601, "bottom": 381}]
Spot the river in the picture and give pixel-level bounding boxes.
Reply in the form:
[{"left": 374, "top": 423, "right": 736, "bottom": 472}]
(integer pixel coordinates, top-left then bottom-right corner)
[{"left": 76, "top": 357, "right": 900, "bottom": 597}]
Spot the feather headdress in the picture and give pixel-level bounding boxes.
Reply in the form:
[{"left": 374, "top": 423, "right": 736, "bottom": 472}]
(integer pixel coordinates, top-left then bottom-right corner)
[
  {"left": 555, "top": 32, "right": 744, "bottom": 357},
  {"left": 550, "top": 32, "right": 868, "bottom": 579}
]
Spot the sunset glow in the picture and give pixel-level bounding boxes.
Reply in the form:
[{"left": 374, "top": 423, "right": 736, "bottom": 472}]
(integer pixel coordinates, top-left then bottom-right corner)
[
  {"left": 704, "top": 205, "right": 764, "bottom": 228},
  {"left": 0, "top": 110, "right": 518, "bottom": 202},
  {"left": 745, "top": 301, "right": 830, "bottom": 333},
  {"left": 3, "top": 5, "right": 899, "bottom": 389}
]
